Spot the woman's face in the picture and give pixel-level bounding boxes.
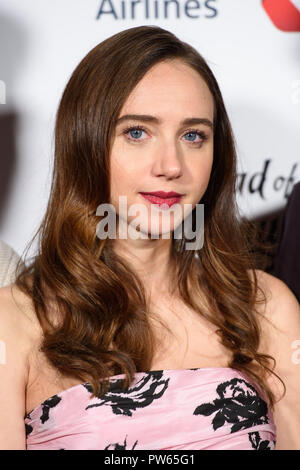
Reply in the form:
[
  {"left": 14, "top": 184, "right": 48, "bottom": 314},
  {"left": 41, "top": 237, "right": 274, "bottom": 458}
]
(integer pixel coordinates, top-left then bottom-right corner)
[{"left": 109, "top": 59, "right": 214, "bottom": 239}]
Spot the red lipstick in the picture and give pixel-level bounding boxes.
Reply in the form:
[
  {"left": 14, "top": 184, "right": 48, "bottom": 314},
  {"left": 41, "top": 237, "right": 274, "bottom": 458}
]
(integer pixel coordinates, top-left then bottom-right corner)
[{"left": 139, "top": 191, "right": 183, "bottom": 208}]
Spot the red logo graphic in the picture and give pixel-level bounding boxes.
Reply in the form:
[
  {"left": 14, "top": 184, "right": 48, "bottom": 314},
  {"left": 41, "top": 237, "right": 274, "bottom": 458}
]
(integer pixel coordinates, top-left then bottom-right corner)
[{"left": 262, "top": 0, "right": 300, "bottom": 31}]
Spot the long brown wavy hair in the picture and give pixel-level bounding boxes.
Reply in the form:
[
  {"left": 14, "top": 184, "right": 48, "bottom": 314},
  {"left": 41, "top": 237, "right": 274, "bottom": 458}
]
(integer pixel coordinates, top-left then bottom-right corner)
[{"left": 14, "top": 25, "right": 285, "bottom": 410}]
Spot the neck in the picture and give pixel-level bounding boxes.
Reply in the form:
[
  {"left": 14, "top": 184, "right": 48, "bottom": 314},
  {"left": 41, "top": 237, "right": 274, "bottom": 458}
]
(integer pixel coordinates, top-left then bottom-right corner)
[{"left": 112, "top": 236, "right": 176, "bottom": 291}]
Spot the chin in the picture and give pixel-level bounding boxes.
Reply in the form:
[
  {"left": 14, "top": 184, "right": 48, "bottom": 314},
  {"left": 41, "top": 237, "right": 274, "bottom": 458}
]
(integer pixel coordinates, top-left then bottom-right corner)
[{"left": 131, "top": 228, "right": 174, "bottom": 240}]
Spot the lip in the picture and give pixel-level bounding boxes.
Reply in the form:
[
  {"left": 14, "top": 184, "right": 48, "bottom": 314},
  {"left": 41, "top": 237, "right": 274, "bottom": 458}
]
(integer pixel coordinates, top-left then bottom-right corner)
[
  {"left": 140, "top": 191, "right": 183, "bottom": 198},
  {"left": 139, "top": 192, "right": 183, "bottom": 208}
]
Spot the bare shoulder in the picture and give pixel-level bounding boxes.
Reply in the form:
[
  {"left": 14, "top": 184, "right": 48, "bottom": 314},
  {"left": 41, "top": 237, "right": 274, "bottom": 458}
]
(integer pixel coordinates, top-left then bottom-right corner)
[
  {"left": 0, "top": 283, "right": 43, "bottom": 380},
  {"left": 0, "top": 283, "right": 43, "bottom": 449},
  {"left": 248, "top": 268, "right": 300, "bottom": 331},
  {"left": 247, "top": 268, "right": 300, "bottom": 382},
  {"left": 248, "top": 269, "right": 300, "bottom": 449},
  {"left": 0, "top": 283, "right": 42, "bottom": 343}
]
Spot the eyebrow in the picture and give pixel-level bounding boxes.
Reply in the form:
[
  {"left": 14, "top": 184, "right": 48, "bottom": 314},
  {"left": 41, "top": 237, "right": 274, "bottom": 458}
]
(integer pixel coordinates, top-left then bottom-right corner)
[{"left": 115, "top": 114, "right": 214, "bottom": 129}]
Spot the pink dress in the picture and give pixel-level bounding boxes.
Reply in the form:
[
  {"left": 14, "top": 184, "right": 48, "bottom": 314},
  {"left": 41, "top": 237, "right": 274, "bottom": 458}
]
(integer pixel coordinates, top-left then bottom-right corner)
[{"left": 25, "top": 367, "right": 276, "bottom": 450}]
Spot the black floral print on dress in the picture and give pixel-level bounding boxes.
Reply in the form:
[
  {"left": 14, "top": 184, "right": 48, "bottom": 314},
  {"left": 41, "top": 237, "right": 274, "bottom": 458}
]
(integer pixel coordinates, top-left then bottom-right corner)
[
  {"left": 25, "top": 395, "right": 62, "bottom": 427},
  {"left": 39, "top": 395, "right": 62, "bottom": 424},
  {"left": 25, "top": 395, "right": 62, "bottom": 425},
  {"left": 193, "top": 378, "right": 270, "bottom": 433},
  {"left": 248, "top": 431, "right": 276, "bottom": 450},
  {"left": 25, "top": 422, "right": 33, "bottom": 437},
  {"left": 83, "top": 370, "right": 170, "bottom": 416},
  {"left": 104, "top": 435, "right": 138, "bottom": 450}
]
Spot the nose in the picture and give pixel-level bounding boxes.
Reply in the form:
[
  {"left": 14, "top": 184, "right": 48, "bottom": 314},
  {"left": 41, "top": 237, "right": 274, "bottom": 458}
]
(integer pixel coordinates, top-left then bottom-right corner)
[{"left": 151, "top": 140, "right": 183, "bottom": 179}]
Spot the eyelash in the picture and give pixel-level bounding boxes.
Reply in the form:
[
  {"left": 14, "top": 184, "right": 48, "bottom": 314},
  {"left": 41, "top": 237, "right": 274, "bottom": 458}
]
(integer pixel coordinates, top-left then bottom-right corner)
[{"left": 122, "top": 124, "right": 208, "bottom": 146}]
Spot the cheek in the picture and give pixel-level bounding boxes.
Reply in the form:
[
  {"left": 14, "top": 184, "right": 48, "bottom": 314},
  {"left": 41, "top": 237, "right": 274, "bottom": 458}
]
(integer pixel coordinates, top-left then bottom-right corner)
[
  {"left": 110, "top": 142, "right": 143, "bottom": 176},
  {"left": 110, "top": 154, "right": 140, "bottom": 198},
  {"left": 192, "top": 153, "right": 214, "bottom": 198}
]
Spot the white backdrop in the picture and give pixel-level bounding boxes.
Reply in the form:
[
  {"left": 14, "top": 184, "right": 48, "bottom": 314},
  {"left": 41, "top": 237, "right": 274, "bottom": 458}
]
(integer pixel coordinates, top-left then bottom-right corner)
[{"left": 0, "top": 0, "right": 299, "bottom": 259}]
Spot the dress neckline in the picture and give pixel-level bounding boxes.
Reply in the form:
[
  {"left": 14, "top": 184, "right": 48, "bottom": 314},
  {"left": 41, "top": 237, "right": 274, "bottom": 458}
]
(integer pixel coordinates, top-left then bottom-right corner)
[{"left": 25, "top": 366, "right": 238, "bottom": 418}]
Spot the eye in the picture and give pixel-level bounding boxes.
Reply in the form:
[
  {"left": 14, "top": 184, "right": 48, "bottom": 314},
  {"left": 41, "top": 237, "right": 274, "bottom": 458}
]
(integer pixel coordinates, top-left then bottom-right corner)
[
  {"left": 123, "top": 125, "right": 148, "bottom": 142},
  {"left": 122, "top": 125, "right": 208, "bottom": 146},
  {"left": 183, "top": 129, "right": 208, "bottom": 146}
]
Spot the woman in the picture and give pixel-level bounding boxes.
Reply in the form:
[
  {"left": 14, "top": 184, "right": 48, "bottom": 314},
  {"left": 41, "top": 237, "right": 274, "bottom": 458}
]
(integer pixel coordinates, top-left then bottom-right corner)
[{"left": 0, "top": 25, "right": 299, "bottom": 450}]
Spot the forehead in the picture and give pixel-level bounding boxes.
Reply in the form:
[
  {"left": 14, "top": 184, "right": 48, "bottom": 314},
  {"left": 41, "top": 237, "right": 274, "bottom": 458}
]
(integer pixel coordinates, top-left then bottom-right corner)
[{"left": 120, "top": 60, "right": 214, "bottom": 121}]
